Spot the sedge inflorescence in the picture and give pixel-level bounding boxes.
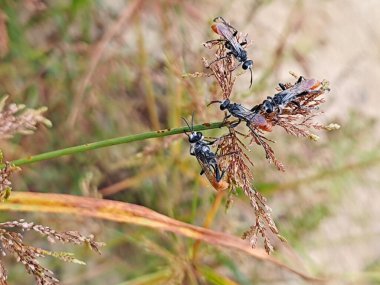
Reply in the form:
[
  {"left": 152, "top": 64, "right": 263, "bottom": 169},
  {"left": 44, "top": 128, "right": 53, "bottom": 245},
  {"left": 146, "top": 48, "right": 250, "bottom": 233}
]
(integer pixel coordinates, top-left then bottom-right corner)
[{"left": 185, "top": 17, "right": 334, "bottom": 253}]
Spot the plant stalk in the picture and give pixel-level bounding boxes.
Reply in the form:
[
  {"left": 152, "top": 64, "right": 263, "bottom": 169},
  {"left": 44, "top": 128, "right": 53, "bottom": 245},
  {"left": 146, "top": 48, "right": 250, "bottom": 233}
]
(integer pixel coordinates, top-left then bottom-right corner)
[{"left": 2, "top": 122, "right": 224, "bottom": 168}]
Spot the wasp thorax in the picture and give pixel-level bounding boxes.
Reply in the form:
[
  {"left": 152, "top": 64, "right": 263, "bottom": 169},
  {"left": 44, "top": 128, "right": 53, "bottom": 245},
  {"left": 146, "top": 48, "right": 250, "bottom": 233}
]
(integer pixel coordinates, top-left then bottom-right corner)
[
  {"left": 220, "top": 99, "right": 230, "bottom": 110},
  {"left": 240, "top": 50, "right": 247, "bottom": 60}
]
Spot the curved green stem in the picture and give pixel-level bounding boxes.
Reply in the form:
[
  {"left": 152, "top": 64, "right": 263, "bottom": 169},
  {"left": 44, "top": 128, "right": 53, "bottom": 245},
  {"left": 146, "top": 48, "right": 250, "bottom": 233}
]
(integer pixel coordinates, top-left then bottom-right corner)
[{"left": 5, "top": 122, "right": 225, "bottom": 168}]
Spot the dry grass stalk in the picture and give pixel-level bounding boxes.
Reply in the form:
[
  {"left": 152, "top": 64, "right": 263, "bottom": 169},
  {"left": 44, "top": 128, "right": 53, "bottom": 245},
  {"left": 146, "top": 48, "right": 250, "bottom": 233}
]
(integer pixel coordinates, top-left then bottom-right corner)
[{"left": 0, "top": 152, "right": 20, "bottom": 202}]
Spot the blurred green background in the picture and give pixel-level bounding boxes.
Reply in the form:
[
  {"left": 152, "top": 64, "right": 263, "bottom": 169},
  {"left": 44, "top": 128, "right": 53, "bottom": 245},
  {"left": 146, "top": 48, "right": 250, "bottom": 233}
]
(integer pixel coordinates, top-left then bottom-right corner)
[{"left": 1, "top": 0, "right": 379, "bottom": 284}]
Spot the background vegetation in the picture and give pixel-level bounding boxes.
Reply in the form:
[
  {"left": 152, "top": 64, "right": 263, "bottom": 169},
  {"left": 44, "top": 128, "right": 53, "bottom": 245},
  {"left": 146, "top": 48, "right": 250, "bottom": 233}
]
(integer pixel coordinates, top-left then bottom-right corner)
[{"left": 0, "top": 0, "right": 379, "bottom": 284}]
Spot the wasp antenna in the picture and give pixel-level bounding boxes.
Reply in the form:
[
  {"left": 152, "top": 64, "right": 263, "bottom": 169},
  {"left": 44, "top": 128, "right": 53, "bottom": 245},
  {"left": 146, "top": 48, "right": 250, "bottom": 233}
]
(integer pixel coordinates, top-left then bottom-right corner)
[
  {"left": 213, "top": 16, "right": 223, "bottom": 23},
  {"left": 181, "top": 117, "right": 192, "bottom": 134},
  {"left": 249, "top": 67, "right": 253, "bottom": 89},
  {"left": 191, "top": 111, "right": 195, "bottom": 131},
  {"left": 207, "top": 100, "right": 222, "bottom": 107}
]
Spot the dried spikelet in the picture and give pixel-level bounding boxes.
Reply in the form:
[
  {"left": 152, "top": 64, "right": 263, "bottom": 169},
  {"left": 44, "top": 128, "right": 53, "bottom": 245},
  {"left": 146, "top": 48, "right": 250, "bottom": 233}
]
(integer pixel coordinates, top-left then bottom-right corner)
[
  {"left": 217, "top": 128, "right": 254, "bottom": 186},
  {"left": 323, "top": 123, "right": 341, "bottom": 131},
  {"left": 263, "top": 78, "right": 331, "bottom": 139},
  {"left": 0, "top": 219, "right": 104, "bottom": 284},
  {"left": 217, "top": 129, "right": 278, "bottom": 253},
  {"left": 247, "top": 126, "right": 285, "bottom": 171},
  {"left": 0, "top": 151, "right": 20, "bottom": 201},
  {"left": 0, "top": 96, "right": 52, "bottom": 139},
  {"left": 203, "top": 44, "right": 236, "bottom": 100},
  {"left": 0, "top": 260, "right": 6, "bottom": 284}
]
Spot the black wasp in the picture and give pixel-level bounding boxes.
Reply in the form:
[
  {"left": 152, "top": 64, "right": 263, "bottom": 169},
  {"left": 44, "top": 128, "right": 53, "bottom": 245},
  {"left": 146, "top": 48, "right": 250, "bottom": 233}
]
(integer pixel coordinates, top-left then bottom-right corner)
[
  {"left": 182, "top": 115, "right": 228, "bottom": 191},
  {"left": 208, "top": 99, "right": 272, "bottom": 132},
  {"left": 208, "top": 99, "right": 273, "bottom": 161},
  {"left": 204, "top": 17, "right": 254, "bottom": 88},
  {"left": 251, "top": 76, "right": 323, "bottom": 114}
]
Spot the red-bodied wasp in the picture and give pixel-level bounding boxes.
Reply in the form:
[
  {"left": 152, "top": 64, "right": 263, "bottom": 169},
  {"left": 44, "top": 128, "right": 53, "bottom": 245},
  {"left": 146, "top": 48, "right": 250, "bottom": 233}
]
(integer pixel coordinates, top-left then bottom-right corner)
[
  {"left": 251, "top": 76, "right": 323, "bottom": 114},
  {"left": 208, "top": 99, "right": 272, "bottom": 133},
  {"left": 182, "top": 115, "right": 229, "bottom": 192},
  {"left": 204, "top": 17, "right": 254, "bottom": 88},
  {"left": 208, "top": 99, "right": 273, "bottom": 161}
]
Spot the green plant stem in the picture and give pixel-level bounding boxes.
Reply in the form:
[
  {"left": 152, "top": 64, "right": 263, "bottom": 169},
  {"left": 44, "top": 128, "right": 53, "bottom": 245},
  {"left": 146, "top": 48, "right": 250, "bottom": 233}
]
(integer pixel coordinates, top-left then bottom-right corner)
[{"left": 3, "top": 122, "right": 224, "bottom": 168}]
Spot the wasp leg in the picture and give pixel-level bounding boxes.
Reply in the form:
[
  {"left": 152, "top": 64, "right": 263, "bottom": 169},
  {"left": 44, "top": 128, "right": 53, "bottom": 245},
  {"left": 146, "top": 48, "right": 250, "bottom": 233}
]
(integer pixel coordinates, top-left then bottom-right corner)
[
  {"left": 247, "top": 123, "right": 270, "bottom": 159},
  {"left": 203, "top": 39, "right": 227, "bottom": 49},
  {"left": 240, "top": 40, "right": 247, "bottom": 46},
  {"left": 200, "top": 169, "right": 205, "bottom": 175},
  {"left": 290, "top": 100, "right": 302, "bottom": 109},
  {"left": 214, "top": 165, "right": 224, "bottom": 182},
  {"left": 204, "top": 139, "right": 218, "bottom": 145},
  {"left": 219, "top": 168, "right": 226, "bottom": 181},
  {"left": 230, "top": 119, "right": 242, "bottom": 128},
  {"left": 250, "top": 104, "right": 261, "bottom": 113},
  {"left": 204, "top": 39, "right": 227, "bottom": 45},
  {"left": 221, "top": 113, "right": 232, "bottom": 126},
  {"left": 230, "top": 61, "right": 242, "bottom": 72},
  {"left": 278, "top": 83, "right": 287, "bottom": 90},
  {"left": 207, "top": 52, "right": 232, "bottom": 67},
  {"left": 296, "top": 76, "right": 305, "bottom": 83}
]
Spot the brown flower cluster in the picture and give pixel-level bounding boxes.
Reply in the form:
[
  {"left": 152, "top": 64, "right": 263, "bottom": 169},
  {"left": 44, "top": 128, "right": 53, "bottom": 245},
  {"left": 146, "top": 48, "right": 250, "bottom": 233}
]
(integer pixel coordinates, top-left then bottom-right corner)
[
  {"left": 0, "top": 97, "right": 104, "bottom": 283},
  {"left": 216, "top": 128, "right": 279, "bottom": 252},
  {"left": 0, "top": 95, "right": 51, "bottom": 139},
  {"left": 194, "top": 18, "right": 335, "bottom": 253},
  {"left": 0, "top": 95, "right": 51, "bottom": 201},
  {"left": 0, "top": 219, "right": 104, "bottom": 284}
]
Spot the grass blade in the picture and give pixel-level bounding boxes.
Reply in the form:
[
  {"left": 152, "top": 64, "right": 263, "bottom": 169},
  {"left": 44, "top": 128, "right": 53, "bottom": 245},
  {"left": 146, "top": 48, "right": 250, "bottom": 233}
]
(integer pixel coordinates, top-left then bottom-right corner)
[{"left": 0, "top": 192, "right": 324, "bottom": 282}]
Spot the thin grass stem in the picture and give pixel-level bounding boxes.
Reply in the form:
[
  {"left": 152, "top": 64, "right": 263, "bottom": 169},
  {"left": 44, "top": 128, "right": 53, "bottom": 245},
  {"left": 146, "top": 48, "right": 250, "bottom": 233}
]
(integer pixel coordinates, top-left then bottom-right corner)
[{"left": 2, "top": 122, "right": 225, "bottom": 168}]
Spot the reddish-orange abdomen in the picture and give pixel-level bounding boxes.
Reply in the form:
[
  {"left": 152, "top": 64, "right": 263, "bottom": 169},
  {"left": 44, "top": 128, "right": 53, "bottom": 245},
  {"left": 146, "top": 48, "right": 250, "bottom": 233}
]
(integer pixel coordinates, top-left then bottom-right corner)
[{"left": 211, "top": 23, "right": 222, "bottom": 36}]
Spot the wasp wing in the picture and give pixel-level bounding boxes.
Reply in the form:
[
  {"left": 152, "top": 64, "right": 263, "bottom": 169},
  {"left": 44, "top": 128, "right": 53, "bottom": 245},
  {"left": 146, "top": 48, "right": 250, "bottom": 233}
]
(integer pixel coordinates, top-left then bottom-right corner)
[
  {"left": 275, "top": 78, "right": 322, "bottom": 104},
  {"left": 213, "top": 23, "right": 245, "bottom": 54},
  {"left": 231, "top": 104, "right": 271, "bottom": 130},
  {"left": 196, "top": 156, "right": 229, "bottom": 192}
]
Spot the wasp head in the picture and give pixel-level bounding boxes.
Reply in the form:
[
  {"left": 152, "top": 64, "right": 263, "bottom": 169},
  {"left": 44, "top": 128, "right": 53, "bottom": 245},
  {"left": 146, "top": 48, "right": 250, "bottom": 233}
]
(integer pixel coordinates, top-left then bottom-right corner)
[
  {"left": 262, "top": 99, "right": 274, "bottom": 113},
  {"left": 242, "top": 60, "right": 253, "bottom": 88},
  {"left": 220, "top": 99, "right": 230, "bottom": 111},
  {"left": 242, "top": 59, "right": 253, "bottom": 70},
  {"left": 189, "top": 131, "right": 203, "bottom": 143}
]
